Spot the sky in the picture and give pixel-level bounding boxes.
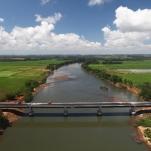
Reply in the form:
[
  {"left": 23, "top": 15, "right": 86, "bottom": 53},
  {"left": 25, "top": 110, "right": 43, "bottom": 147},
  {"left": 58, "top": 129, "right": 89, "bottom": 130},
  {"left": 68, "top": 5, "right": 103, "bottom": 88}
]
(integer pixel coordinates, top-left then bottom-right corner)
[{"left": 0, "top": 0, "right": 151, "bottom": 55}]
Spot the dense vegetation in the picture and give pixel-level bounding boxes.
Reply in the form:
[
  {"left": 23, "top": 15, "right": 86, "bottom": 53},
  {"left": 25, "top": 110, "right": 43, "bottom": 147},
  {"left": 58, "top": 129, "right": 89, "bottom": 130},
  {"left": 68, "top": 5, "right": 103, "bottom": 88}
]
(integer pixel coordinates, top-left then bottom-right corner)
[
  {"left": 102, "top": 60, "right": 123, "bottom": 64},
  {"left": 0, "top": 115, "right": 10, "bottom": 129},
  {"left": 82, "top": 59, "right": 151, "bottom": 101},
  {"left": 140, "top": 83, "right": 151, "bottom": 101},
  {"left": 0, "top": 59, "right": 71, "bottom": 102}
]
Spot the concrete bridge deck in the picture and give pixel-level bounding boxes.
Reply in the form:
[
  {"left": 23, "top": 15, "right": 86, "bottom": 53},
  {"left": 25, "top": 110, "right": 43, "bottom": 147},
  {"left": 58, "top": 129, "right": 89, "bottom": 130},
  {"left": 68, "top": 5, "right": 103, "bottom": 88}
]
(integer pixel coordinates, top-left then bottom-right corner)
[
  {"left": 0, "top": 102, "right": 151, "bottom": 116},
  {"left": 0, "top": 101, "right": 151, "bottom": 107}
]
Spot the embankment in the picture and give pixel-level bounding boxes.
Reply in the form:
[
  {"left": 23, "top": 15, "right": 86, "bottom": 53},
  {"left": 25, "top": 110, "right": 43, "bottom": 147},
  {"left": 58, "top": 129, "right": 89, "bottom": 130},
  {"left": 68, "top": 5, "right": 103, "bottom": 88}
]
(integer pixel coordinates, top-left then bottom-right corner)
[
  {"left": 82, "top": 63, "right": 141, "bottom": 97},
  {"left": 0, "top": 60, "right": 74, "bottom": 133}
]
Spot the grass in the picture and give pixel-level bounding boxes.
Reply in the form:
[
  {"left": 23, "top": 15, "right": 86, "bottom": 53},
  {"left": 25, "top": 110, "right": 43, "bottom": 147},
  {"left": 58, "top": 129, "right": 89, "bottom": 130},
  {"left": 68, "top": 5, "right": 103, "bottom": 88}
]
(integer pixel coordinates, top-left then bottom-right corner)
[
  {"left": 88, "top": 60, "right": 151, "bottom": 86},
  {"left": 118, "top": 73, "right": 151, "bottom": 85},
  {"left": 0, "top": 59, "right": 66, "bottom": 101},
  {"left": 137, "top": 117, "right": 151, "bottom": 127}
]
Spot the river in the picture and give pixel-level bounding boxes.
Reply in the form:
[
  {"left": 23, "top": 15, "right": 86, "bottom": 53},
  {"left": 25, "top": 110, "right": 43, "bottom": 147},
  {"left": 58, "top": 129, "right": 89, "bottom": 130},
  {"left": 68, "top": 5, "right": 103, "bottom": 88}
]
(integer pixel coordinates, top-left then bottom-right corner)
[{"left": 0, "top": 63, "right": 148, "bottom": 151}]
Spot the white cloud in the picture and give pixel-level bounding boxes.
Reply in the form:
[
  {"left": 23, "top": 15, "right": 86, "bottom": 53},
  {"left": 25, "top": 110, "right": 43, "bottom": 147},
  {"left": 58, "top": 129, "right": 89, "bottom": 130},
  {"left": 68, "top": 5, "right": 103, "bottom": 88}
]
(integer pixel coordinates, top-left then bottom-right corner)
[
  {"left": 102, "top": 6, "right": 151, "bottom": 54},
  {"left": 41, "top": 0, "right": 51, "bottom": 5},
  {"left": 114, "top": 6, "right": 151, "bottom": 32},
  {"left": 0, "top": 18, "right": 4, "bottom": 23},
  {"left": 0, "top": 13, "right": 102, "bottom": 55},
  {"left": 35, "top": 13, "right": 62, "bottom": 24},
  {"left": 88, "top": 0, "right": 109, "bottom": 6},
  {"left": 1, "top": 6, "right": 151, "bottom": 55}
]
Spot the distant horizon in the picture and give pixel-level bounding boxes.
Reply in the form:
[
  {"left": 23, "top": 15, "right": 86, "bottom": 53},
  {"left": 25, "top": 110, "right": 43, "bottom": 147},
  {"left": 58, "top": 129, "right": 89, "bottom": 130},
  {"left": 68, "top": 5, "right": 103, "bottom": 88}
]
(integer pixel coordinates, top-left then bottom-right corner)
[{"left": 0, "top": 53, "right": 151, "bottom": 57}]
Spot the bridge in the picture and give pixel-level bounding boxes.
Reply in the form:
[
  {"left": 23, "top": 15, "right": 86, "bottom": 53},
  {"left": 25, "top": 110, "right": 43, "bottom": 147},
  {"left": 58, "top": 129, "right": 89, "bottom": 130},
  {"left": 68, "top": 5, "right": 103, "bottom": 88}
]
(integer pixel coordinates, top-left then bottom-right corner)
[{"left": 0, "top": 102, "right": 151, "bottom": 116}]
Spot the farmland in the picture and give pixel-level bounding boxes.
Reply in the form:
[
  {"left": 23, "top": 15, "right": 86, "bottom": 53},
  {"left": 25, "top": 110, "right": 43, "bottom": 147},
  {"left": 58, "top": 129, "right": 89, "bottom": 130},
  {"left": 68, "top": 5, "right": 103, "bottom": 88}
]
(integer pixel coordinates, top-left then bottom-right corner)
[
  {"left": 87, "top": 60, "right": 151, "bottom": 86},
  {"left": 100, "top": 60, "right": 151, "bottom": 69},
  {"left": 0, "top": 59, "right": 67, "bottom": 101}
]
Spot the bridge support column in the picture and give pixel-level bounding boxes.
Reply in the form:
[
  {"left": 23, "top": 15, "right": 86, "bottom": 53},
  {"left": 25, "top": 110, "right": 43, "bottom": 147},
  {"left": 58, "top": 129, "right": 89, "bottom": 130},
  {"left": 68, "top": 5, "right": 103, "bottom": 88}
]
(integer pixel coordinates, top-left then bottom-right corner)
[
  {"left": 129, "top": 107, "right": 136, "bottom": 116},
  {"left": 28, "top": 106, "right": 34, "bottom": 117},
  {"left": 64, "top": 107, "right": 68, "bottom": 116},
  {"left": 0, "top": 110, "right": 2, "bottom": 116},
  {"left": 97, "top": 106, "right": 103, "bottom": 116}
]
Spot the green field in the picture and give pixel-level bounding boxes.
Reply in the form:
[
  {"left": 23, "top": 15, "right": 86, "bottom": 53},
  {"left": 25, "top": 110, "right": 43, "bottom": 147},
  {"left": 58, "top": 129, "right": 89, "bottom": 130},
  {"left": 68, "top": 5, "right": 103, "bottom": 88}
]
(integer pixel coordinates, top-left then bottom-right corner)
[
  {"left": 88, "top": 60, "right": 151, "bottom": 86},
  {"left": 0, "top": 59, "right": 66, "bottom": 101},
  {"left": 100, "top": 60, "right": 151, "bottom": 69}
]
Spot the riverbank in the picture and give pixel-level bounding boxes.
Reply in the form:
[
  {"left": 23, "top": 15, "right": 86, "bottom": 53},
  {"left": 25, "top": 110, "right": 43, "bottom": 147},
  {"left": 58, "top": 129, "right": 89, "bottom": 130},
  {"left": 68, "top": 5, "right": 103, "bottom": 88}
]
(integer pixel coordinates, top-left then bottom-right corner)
[
  {"left": 0, "top": 82, "right": 48, "bottom": 132},
  {"left": 0, "top": 59, "right": 74, "bottom": 133},
  {"left": 82, "top": 61, "right": 150, "bottom": 96},
  {"left": 135, "top": 115, "right": 151, "bottom": 149},
  {"left": 110, "top": 82, "right": 141, "bottom": 95},
  {"left": 138, "top": 126, "right": 151, "bottom": 148},
  {"left": 0, "top": 71, "right": 48, "bottom": 127},
  {"left": 82, "top": 63, "right": 141, "bottom": 97}
]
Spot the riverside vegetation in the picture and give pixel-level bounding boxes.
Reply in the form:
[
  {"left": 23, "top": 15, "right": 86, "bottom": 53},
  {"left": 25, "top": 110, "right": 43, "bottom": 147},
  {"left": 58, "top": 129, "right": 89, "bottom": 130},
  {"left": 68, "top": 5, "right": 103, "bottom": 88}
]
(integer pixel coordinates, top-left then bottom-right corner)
[
  {"left": 0, "top": 59, "right": 72, "bottom": 102},
  {"left": 82, "top": 59, "right": 151, "bottom": 101},
  {"left": 0, "top": 58, "right": 73, "bottom": 129}
]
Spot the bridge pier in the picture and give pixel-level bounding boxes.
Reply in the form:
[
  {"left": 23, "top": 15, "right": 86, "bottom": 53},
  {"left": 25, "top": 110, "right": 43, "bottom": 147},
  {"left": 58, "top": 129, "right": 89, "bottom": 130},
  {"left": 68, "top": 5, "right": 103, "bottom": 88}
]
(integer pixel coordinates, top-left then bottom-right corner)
[
  {"left": 97, "top": 106, "right": 103, "bottom": 116},
  {"left": 64, "top": 107, "right": 68, "bottom": 116},
  {"left": 0, "top": 110, "right": 2, "bottom": 116},
  {"left": 129, "top": 107, "right": 136, "bottom": 116},
  {"left": 28, "top": 106, "right": 34, "bottom": 117}
]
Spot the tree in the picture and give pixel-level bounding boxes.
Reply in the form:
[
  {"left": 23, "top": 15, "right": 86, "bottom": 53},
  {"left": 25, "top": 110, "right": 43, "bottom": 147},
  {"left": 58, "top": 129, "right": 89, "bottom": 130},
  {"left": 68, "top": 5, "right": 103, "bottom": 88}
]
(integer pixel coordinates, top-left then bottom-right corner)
[
  {"left": 140, "top": 83, "right": 151, "bottom": 101},
  {"left": 24, "top": 91, "right": 33, "bottom": 102},
  {"left": 0, "top": 115, "right": 10, "bottom": 129}
]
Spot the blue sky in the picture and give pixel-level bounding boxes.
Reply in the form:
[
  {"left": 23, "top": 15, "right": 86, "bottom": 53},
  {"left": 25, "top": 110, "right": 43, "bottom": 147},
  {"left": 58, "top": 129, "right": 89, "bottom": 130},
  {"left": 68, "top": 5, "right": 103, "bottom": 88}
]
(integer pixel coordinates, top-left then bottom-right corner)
[{"left": 0, "top": 0, "right": 151, "bottom": 54}]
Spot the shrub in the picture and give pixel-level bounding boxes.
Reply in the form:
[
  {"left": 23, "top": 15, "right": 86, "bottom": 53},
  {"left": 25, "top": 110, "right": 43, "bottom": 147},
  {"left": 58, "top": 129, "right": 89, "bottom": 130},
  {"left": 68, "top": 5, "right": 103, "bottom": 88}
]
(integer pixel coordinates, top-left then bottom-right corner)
[
  {"left": 140, "top": 83, "right": 151, "bottom": 101},
  {"left": 5, "top": 93, "right": 16, "bottom": 100},
  {"left": 102, "top": 60, "right": 123, "bottom": 64},
  {"left": 0, "top": 115, "right": 10, "bottom": 129},
  {"left": 24, "top": 90, "right": 33, "bottom": 103},
  {"left": 144, "top": 128, "right": 151, "bottom": 140},
  {"left": 25, "top": 80, "right": 39, "bottom": 91}
]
